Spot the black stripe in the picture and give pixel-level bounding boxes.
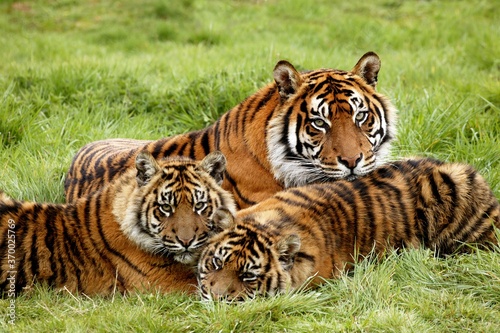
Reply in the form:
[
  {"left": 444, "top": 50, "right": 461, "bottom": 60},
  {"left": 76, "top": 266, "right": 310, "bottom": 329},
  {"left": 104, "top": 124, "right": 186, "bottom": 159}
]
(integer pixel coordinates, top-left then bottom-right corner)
[
  {"left": 187, "top": 131, "right": 200, "bottom": 159},
  {"left": 159, "top": 142, "right": 178, "bottom": 158},
  {"left": 369, "top": 177, "right": 411, "bottom": 241},
  {"left": 15, "top": 210, "right": 34, "bottom": 290},
  {"left": 200, "top": 129, "right": 211, "bottom": 156},
  {"left": 265, "top": 272, "right": 274, "bottom": 293},
  {"left": 446, "top": 183, "right": 481, "bottom": 243},
  {"left": 61, "top": 206, "right": 84, "bottom": 290},
  {"left": 213, "top": 120, "right": 221, "bottom": 150},
  {"left": 224, "top": 172, "right": 255, "bottom": 208},
  {"left": 221, "top": 114, "right": 232, "bottom": 150},
  {"left": 456, "top": 202, "right": 498, "bottom": 246},
  {"left": 103, "top": 152, "right": 118, "bottom": 182},
  {"left": 39, "top": 205, "right": 62, "bottom": 287},
  {"left": 249, "top": 87, "right": 276, "bottom": 123},
  {"left": 90, "top": 149, "right": 114, "bottom": 182},
  {"left": 312, "top": 79, "right": 329, "bottom": 94},
  {"left": 51, "top": 206, "right": 69, "bottom": 287},
  {"left": 177, "top": 142, "right": 188, "bottom": 156},
  {"left": 94, "top": 193, "right": 146, "bottom": 276},
  {"left": 416, "top": 208, "right": 430, "bottom": 246},
  {"left": 296, "top": 251, "right": 315, "bottom": 264},
  {"left": 279, "top": 107, "right": 293, "bottom": 149},
  {"left": 115, "top": 148, "right": 137, "bottom": 173},
  {"left": 234, "top": 104, "right": 244, "bottom": 136},
  {"left": 28, "top": 209, "right": 39, "bottom": 283},
  {"left": 264, "top": 105, "right": 276, "bottom": 133},
  {"left": 354, "top": 179, "right": 376, "bottom": 248},
  {"left": 295, "top": 113, "right": 303, "bottom": 155},
  {"left": 76, "top": 144, "right": 101, "bottom": 176},
  {"left": 440, "top": 171, "right": 457, "bottom": 203},
  {"left": 428, "top": 172, "right": 443, "bottom": 204},
  {"left": 274, "top": 194, "right": 323, "bottom": 218}
]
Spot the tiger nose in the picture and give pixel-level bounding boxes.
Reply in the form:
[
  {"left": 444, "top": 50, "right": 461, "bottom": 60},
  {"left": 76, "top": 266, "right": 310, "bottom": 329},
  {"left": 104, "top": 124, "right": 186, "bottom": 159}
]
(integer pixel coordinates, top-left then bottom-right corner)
[
  {"left": 338, "top": 153, "right": 362, "bottom": 169},
  {"left": 178, "top": 236, "right": 194, "bottom": 247},
  {"left": 211, "top": 285, "right": 236, "bottom": 301}
]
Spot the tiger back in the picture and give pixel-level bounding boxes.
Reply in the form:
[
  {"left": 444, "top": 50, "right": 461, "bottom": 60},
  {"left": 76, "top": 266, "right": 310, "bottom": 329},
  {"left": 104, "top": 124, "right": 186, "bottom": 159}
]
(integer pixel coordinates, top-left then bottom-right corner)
[
  {"left": 197, "top": 158, "right": 500, "bottom": 301},
  {"left": 0, "top": 151, "right": 236, "bottom": 296},
  {"left": 64, "top": 52, "right": 398, "bottom": 208}
]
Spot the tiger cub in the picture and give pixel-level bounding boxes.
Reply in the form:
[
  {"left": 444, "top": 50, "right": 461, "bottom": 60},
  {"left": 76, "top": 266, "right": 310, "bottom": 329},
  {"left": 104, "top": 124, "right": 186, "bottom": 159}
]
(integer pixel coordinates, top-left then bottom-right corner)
[
  {"left": 197, "top": 158, "right": 500, "bottom": 301},
  {"left": 64, "top": 52, "right": 398, "bottom": 208},
  {"left": 0, "top": 151, "right": 236, "bottom": 296}
]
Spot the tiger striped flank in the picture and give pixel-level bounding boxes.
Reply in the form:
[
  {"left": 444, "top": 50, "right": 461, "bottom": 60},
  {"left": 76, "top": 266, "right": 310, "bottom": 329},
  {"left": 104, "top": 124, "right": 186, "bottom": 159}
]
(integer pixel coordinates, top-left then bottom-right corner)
[
  {"left": 64, "top": 52, "right": 398, "bottom": 208},
  {"left": 197, "top": 158, "right": 500, "bottom": 301}
]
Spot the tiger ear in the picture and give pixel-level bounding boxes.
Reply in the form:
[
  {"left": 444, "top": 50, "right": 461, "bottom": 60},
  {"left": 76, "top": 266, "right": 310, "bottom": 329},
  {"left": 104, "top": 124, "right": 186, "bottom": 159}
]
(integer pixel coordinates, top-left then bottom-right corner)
[
  {"left": 212, "top": 208, "right": 236, "bottom": 230},
  {"left": 273, "top": 60, "right": 303, "bottom": 101},
  {"left": 351, "top": 51, "right": 381, "bottom": 89},
  {"left": 135, "top": 151, "right": 160, "bottom": 187},
  {"left": 277, "top": 234, "right": 301, "bottom": 271},
  {"left": 199, "top": 151, "right": 226, "bottom": 185}
]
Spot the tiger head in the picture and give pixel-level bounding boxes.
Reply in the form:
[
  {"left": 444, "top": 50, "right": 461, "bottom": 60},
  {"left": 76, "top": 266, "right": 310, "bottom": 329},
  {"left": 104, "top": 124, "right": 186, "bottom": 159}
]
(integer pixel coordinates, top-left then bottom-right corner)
[
  {"left": 197, "top": 211, "right": 302, "bottom": 301},
  {"left": 267, "top": 52, "right": 397, "bottom": 187},
  {"left": 115, "top": 151, "right": 237, "bottom": 266}
]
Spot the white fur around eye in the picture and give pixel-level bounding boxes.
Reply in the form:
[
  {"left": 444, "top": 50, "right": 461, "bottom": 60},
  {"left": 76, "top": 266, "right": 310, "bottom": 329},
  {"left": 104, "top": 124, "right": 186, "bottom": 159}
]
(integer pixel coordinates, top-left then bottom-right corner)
[{"left": 212, "top": 257, "right": 223, "bottom": 270}]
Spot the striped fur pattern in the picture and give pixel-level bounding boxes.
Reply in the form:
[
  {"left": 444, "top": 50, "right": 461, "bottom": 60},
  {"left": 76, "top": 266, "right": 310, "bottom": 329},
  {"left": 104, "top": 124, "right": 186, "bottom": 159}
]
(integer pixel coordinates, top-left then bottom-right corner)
[
  {"left": 197, "top": 158, "right": 500, "bottom": 301},
  {"left": 64, "top": 52, "right": 397, "bottom": 208},
  {"left": 0, "top": 152, "right": 236, "bottom": 296}
]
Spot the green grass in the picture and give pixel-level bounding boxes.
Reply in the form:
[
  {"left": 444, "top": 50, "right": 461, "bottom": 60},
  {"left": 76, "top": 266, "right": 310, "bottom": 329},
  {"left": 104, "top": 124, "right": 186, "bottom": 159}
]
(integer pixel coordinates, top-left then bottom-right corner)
[{"left": 0, "top": 0, "right": 499, "bottom": 331}]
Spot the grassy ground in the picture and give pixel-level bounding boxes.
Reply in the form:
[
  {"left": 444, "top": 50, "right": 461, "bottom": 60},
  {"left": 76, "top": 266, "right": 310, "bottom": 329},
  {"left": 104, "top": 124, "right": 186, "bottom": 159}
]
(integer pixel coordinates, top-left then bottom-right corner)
[{"left": 1, "top": 0, "right": 499, "bottom": 331}]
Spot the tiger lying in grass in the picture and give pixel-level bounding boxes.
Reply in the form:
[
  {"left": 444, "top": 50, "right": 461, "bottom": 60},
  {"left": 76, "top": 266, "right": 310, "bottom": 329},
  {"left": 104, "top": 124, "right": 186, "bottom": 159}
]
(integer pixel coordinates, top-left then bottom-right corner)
[
  {"left": 0, "top": 151, "right": 236, "bottom": 296},
  {"left": 64, "top": 52, "right": 398, "bottom": 208},
  {"left": 197, "top": 158, "right": 500, "bottom": 301}
]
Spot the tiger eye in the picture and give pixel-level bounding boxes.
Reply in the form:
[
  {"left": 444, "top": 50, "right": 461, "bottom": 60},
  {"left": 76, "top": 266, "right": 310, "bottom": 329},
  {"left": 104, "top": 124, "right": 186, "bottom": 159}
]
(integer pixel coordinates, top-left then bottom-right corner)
[
  {"left": 195, "top": 201, "right": 207, "bottom": 210},
  {"left": 240, "top": 272, "right": 258, "bottom": 281},
  {"left": 355, "top": 111, "right": 368, "bottom": 123},
  {"left": 159, "top": 203, "right": 173, "bottom": 214},
  {"left": 212, "top": 257, "right": 223, "bottom": 270},
  {"left": 312, "top": 119, "right": 327, "bottom": 129}
]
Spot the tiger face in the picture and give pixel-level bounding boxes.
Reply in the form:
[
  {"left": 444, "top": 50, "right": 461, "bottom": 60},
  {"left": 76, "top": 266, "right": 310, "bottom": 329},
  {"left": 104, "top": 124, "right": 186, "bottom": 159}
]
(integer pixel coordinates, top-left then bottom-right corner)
[
  {"left": 197, "top": 212, "right": 299, "bottom": 301},
  {"left": 116, "top": 151, "right": 237, "bottom": 265},
  {"left": 267, "top": 52, "right": 397, "bottom": 187}
]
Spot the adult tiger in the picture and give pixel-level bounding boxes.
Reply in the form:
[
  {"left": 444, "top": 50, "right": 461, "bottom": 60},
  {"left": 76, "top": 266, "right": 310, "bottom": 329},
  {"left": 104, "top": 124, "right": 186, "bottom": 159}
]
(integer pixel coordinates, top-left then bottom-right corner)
[
  {"left": 64, "top": 52, "right": 398, "bottom": 208},
  {"left": 197, "top": 158, "right": 500, "bottom": 301},
  {"left": 0, "top": 151, "right": 236, "bottom": 296}
]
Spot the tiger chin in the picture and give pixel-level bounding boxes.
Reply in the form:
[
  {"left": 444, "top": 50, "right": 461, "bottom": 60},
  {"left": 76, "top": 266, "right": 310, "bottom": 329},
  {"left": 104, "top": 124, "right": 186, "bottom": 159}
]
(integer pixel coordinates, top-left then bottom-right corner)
[
  {"left": 197, "top": 158, "right": 500, "bottom": 301},
  {"left": 0, "top": 151, "right": 236, "bottom": 296},
  {"left": 65, "top": 52, "right": 398, "bottom": 208}
]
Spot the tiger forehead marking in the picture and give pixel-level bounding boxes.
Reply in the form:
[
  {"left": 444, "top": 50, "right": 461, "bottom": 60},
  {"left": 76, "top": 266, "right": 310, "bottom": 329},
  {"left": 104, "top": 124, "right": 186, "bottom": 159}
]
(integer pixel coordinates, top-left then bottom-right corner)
[{"left": 158, "top": 165, "right": 210, "bottom": 207}]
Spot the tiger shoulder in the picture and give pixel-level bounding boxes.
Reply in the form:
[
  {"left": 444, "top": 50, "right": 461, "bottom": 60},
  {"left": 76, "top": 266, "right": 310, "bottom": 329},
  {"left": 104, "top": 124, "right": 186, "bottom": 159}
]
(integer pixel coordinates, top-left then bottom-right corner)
[
  {"left": 197, "top": 157, "right": 500, "bottom": 301},
  {"left": 65, "top": 52, "right": 398, "bottom": 208},
  {"left": 0, "top": 151, "right": 236, "bottom": 296}
]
